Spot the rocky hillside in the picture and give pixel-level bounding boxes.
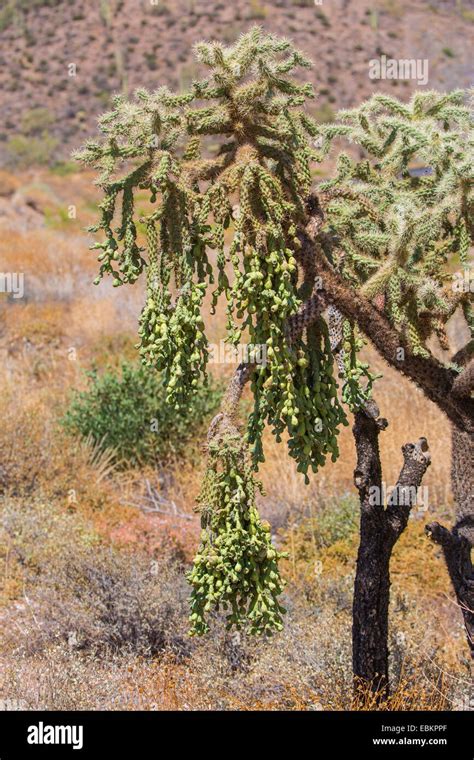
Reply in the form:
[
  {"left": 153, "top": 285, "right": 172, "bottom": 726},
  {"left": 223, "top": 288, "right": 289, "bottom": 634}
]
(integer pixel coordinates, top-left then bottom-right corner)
[{"left": 0, "top": 0, "right": 473, "bottom": 166}]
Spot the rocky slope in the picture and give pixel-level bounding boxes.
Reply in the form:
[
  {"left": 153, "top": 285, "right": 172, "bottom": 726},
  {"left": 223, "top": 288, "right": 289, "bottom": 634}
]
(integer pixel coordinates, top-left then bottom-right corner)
[{"left": 0, "top": 0, "right": 472, "bottom": 165}]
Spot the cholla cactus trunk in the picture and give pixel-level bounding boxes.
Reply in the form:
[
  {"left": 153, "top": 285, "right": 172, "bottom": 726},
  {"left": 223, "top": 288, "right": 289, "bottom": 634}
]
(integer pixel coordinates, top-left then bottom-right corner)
[
  {"left": 427, "top": 360, "right": 474, "bottom": 660},
  {"left": 351, "top": 409, "right": 431, "bottom": 702}
]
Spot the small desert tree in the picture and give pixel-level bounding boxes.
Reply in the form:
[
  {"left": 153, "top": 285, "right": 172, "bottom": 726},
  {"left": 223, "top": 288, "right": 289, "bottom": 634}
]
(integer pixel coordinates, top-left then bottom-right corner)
[{"left": 76, "top": 28, "right": 472, "bottom": 697}]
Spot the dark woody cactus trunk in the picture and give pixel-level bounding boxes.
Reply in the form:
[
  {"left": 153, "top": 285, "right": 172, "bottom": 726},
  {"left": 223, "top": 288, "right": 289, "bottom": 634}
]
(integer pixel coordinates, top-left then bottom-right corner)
[
  {"left": 352, "top": 409, "right": 389, "bottom": 697},
  {"left": 426, "top": 352, "right": 473, "bottom": 660},
  {"left": 427, "top": 425, "right": 474, "bottom": 659},
  {"left": 351, "top": 407, "right": 431, "bottom": 702},
  {"left": 311, "top": 243, "right": 474, "bottom": 662}
]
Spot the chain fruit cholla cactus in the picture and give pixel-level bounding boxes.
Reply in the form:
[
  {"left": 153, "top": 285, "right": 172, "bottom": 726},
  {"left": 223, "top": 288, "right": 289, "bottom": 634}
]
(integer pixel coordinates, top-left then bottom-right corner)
[
  {"left": 77, "top": 28, "right": 472, "bottom": 655},
  {"left": 76, "top": 28, "right": 356, "bottom": 635}
]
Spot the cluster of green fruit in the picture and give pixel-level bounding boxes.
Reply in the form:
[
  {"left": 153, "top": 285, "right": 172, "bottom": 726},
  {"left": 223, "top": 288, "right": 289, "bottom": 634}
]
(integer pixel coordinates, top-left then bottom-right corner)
[
  {"left": 248, "top": 319, "right": 348, "bottom": 481},
  {"left": 217, "top": 153, "right": 341, "bottom": 472},
  {"left": 137, "top": 219, "right": 210, "bottom": 409},
  {"left": 188, "top": 430, "right": 287, "bottom": 636},
  {"left": 137, "top": 279, "right": 209, "bottom": 410},
  {"left": 339, "top": 320, "right": 380, "bottom": 412}
]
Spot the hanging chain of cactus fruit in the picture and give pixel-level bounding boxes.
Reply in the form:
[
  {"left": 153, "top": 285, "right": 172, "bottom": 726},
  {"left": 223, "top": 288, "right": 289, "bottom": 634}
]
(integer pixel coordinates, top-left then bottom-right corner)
[
  {"left": 188, "top": 419, "right": 287, "bottom": 636},
  {"left": 76, "top": 28, "right": 350, "bottom": 634}
]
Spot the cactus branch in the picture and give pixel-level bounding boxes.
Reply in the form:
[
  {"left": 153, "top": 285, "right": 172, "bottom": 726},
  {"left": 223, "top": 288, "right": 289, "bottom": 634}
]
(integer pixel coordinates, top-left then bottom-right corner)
[{"left": 300, "top": 194, "right": 474, "bottom": 436}]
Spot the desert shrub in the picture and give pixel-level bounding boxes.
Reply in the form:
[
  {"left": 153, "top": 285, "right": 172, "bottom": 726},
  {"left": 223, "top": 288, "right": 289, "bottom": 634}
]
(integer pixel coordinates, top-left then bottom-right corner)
[
  {"left": 143, "top": 51, "right": 158, "bottom": 71},
  {"left": 5, "top": 107, "right": 58, "bottom": 167},
  {"left": 247, "top": 0, "right": 267, "bottom": 19},
  {"left": 278, "top": 496, "right": 359, "bottom": 591},
  {"left": 1, "top": 499, "right": 100, "bottom": 574},
  {"left": 6, "top": 133, "right": 58, "bottom": 168},
  {"left": 0, "top": 1, "right": 64, "bottom": 32},
  {"left": 62, "top": 362, "right": 223, "bottom": 467},
  {"left": 314, "top": 494, "right": 359, "bottom": 548},
  {"left": 0, "top": 499, "right": 191, "bottom": 658},
  {"left": 50, "top": 160, "right": 78, "bottom": 176},
  {"left": 20, "top": 107, "right": 55, "bottom": 136},
  {"left": 282, "top": 494, "right": 359, "bottom": 557},
  {"left": 35, "top": 547, "right": 191, "bottom": 658},
  {"left": 0, "top": 5, "right": 14, "bottom": 31}
]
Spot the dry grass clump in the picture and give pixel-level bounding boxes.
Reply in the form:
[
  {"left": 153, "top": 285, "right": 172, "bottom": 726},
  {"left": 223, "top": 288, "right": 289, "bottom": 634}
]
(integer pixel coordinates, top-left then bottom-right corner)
[
  {"left": 0, "top": 379, "right": 121, "bottom": 517},
  {"left": 0, "top": 170, "right": 22, "bottom": 196},
  {"left": 0, "top": 498, "right": 191, "bottom": 659},
  {"left": 2, "top": 302, "right": 68, "bottom": 362},
  {"left": 0, "top": 228, "right": 93, "bottom": 302}
]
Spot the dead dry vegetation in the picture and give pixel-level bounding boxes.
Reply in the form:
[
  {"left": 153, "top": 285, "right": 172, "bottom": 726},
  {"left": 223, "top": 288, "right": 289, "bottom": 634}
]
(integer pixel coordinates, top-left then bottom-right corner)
[{"left": 0, "top": 168, "right": 471, "bottom": 711}]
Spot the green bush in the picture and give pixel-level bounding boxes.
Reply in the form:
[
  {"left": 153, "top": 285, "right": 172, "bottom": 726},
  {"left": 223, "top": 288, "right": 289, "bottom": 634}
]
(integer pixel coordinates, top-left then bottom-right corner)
[
  {"left": 62, "top": 362, "right": 223, "bottom": 467},
  {"left": 50, "top": 161, "right": 78, "bottom": 176},
  {"left": 20, "top": 107, "right": 54, "bottom": 136},
  {"left": 0, "top": 5, "right": 14, "bottom": 31},
  {"left": 315, "top": 494, "right": 359, "bottom": 548},
  {"left": 6, "top": 133, "right": 58, "bottom": 168}
]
